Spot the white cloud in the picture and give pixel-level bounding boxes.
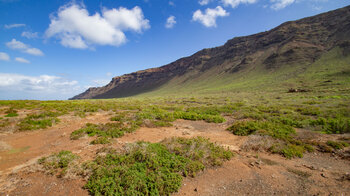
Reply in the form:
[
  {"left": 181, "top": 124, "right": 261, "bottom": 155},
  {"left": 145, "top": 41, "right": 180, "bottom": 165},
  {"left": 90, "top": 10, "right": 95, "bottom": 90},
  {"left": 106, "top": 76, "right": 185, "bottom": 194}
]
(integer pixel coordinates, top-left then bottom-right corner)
[
  {"left": 169, "top": 1, "right": 175, "bottom": 6},
  {"left": 270, "top": 0, "right": 295, "bottom": 10},
  {"left": 24, "top": 48, "right": 44, "bottom": 56},
  {"left": 221, "top": 0, "right": 258, "bottom": 8},
  {"left": 165, "top": 16, "right": 176, "bottom": 29},
  {"left": 46, "top": 3, "right": 150, "bottom": 49},
  {"left": 192, "top": 6, "right": 229, "bottom": 28},
  {"left": 92, "top": 79, "right": 110, "bottom": 86},
  {"left": 106, "top": 72, "right": 113, "bottom": 77},
  {"left": 15, "top": 57, "right": 30, "bottom": 63},
  {"left": 0, "top": 73, "right": 80, "bottom": 99},
  {"left": 199, "top": 0, "right": 212, "bottom": 5},
  {"left": 21, "top": 31, "right": 39, "bottom": 39},
  {"left": 0, "top": 52, "right": 10, "bottom": 61},
  {"left": 6, "top": 39, "right": 44, "bottom": 56},
  {"left": 4, "top": 23, "right": 25, "bottom": 29}
]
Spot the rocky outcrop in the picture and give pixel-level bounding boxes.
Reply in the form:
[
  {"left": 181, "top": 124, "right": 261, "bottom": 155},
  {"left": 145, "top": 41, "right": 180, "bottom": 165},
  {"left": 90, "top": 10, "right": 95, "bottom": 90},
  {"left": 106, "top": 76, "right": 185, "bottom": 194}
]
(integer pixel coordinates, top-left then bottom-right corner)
[{"left": 71, "top": 6, "right": 350, "bottom": 99}]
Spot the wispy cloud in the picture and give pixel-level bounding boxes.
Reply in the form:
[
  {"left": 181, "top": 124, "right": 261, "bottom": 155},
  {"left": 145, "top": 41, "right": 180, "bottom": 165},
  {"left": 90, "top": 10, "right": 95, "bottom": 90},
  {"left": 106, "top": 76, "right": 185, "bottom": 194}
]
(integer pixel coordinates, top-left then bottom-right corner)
[
  {"left": 15, "top": 57, "right": 30, "bottom": 63},
  {"left": 192, "top": 6, "right": 229, "bottom": 28},
  {"left": 199, "top": 0, "right": 212, "bottom": 5},
  {"left": 45, "top": 3, "right": 150, "bottom": 49},
  {"left": 6, "top": 39, "right": 44, "bottom": 56},
  {"left": 4, "top": 23, "right": 25, "bottom": 29},
  {"left": 270, "top": 0, "right": 295, "bottom": 10},
  {"left": 0, "top": 52, "right": 10, "bottom": 61},
  {"left": 21, "top": 31, "right": 39, "bottom": 39},
  {"left": 165, "top": 16, "right": 176, "bottom": 29},
  {"left": 221, "top": 0, "right": 258, "bottom": 8}
]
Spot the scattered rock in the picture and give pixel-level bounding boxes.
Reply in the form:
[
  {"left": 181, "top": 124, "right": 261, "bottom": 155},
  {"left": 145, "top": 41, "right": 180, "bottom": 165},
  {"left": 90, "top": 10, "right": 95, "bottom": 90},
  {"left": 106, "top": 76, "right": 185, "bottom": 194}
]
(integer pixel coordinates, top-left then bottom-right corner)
[{"left": 182, "top": 131, "right": 190, "bottom": 135}]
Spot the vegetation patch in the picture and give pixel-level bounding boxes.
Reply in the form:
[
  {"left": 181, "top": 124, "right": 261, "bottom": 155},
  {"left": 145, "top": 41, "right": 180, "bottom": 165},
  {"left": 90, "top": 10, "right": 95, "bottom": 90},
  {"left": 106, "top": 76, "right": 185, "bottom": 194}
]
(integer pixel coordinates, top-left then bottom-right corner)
[
  {"left": 4, "top": 108, "right": 18, "bottom": 117},
  {"left": 70, "top": 122, "right": 139, "bottom": 141},
  {"left": 310, "top": 117, "right": 350, "bottom": 134},
  {"left": 326, "top": 140, "right": 349, "bottom": 150},
  {"left": 227, "top": 120, "right": 295, "bottom": 140},
  {"left": 38, "top": 150, "right": 80, "bottom": 177},
  {"left": 85, "top": 137, "right": 233, "bottom": 195},
  {"left": 18, "top": 112, "right": 60, "bottom": 131}
]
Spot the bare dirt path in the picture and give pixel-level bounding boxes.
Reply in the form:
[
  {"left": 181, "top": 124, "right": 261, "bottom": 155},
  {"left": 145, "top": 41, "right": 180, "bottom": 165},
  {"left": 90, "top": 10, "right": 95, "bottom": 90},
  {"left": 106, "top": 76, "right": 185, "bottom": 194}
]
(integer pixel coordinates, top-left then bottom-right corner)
[{"left": 0, "top": 112, "right": 112, "bottom": 173}]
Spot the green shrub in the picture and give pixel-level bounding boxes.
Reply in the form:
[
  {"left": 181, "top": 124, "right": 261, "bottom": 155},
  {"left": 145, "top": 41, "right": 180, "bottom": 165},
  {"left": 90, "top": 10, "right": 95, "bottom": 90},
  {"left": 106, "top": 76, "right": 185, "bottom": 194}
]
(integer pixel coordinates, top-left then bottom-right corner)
[
  {"left": 162, "top": 137, "right": 234, "bottom": 167},
  {"left": 281, "top": 145, "right": 304, "bottom": 158},
  {"left": 90, "top": 137, "right": 111, "bottom": 145},
  {"left": 70, "top": 122, "right": 139, "bottom": 141},
  {"left": 227, "top": 120, "right": 295, "bottom": 139},
  {"left": 310, "top": 117, "right": 350, "bottom": 134},
  {"left": 296, "top": 107, "right": 320, "bottom": 116},
  {"left": 18, "top": 112, "right": 60, "bottom": 131},
  {"left": 5, "top": 113, "right": 18, "bottom": 117},
  {"left": 326, "top": 140, "right": 349, "bottom": 150},
  {"left": 85, "top": 138, "right": 233, "bottom": 195},
  {"left": 270, "top": 144, "right": 304, "bottom": 159},
  {"left": 227, "top": 121, "right": 260, "bottom": 136},
  {"left": 4, "top": 108, "right": 19, "bottom": 117},
  {"left": 38, "top": 150, "right": 79, "bottom": 176},
  {"left": 85, "top": 142, "right": 188, "bottom": 195}
]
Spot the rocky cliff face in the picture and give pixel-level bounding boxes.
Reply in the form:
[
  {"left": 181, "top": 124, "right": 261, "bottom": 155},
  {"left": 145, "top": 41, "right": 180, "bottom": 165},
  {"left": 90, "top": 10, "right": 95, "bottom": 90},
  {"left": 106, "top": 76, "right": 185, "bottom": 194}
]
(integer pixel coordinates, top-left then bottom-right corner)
[{"left": 71, "top": 6, "right": 350, "bottom": 100}]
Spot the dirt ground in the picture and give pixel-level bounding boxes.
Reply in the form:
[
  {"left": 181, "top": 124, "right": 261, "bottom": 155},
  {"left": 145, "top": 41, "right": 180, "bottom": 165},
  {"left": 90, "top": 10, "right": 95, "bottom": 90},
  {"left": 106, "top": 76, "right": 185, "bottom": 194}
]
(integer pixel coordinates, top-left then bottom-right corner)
[{"left": 0, "top": 112, "right": 349, "bottom": 196}]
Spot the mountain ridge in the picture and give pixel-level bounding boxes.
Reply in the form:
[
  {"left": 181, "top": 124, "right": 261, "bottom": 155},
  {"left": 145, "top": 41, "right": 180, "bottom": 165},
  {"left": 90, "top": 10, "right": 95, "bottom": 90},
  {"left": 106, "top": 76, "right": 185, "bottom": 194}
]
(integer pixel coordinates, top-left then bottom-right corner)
[{"left": 71, "top": 6, "right": 350, "bottom": 100}]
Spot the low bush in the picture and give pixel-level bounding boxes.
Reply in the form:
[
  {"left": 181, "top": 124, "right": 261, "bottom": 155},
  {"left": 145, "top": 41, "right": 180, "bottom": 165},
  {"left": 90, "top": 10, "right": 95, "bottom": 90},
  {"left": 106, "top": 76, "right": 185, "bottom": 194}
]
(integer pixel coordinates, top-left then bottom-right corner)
[
  {"left": 4, "top": 108, "right": 18, "bottom": 117},
  {"left": 85, "top": 137, "right": 233, "bottom": 195},
  {"left": 18, "top": 112, "right": 60, "bottom": 131},
  {"left": 162, "top": 137, "right": 234, "bottom": 167},
  {"left": 326, "top": 140, "right": 349, "bottom": 150},
  {"left": 310, "top": 117, "right": 350, "bottom": 134},
  {"left": 38, "top": 150, "right": 79, "bottom": 177},
  {"left": 90, "top": 137, "right": 111, "bottom": 145},
  {"left": 270, "top": 144, "right": 304, "bottom": 159},
  {"left": 227, "top": 121, "right": 260, "bottom": 136},
  {"left": 227, "top": 120, "right": 295, "bottom": 139},
  {"left": 70, "top": 122, "right": 139, "bottom": 141}
]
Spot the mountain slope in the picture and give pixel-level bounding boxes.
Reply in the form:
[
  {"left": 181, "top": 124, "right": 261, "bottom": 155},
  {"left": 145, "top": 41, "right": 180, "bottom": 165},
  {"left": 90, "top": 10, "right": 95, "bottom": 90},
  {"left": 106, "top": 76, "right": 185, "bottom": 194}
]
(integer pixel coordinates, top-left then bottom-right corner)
[{"left": 71, "top": 6, "right": 350, "bottom": 100}]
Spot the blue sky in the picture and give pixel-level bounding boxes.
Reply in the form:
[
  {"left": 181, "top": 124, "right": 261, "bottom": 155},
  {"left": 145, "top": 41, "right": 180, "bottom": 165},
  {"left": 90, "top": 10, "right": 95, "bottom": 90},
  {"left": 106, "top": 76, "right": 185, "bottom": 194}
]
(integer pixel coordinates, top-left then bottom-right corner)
[{"left": 0, "top": 0, "right": 349, "bottom": 100}]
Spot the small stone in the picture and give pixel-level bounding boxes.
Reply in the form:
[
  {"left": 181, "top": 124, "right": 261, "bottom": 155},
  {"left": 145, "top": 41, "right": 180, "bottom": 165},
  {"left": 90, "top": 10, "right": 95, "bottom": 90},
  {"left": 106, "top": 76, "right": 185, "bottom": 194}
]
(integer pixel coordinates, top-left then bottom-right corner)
[
  {"left": 321, "top": 173, "right": 327, "bottom": 178},
  {"left": 194, "top": 188, "right": 198, "bottom": 192}
]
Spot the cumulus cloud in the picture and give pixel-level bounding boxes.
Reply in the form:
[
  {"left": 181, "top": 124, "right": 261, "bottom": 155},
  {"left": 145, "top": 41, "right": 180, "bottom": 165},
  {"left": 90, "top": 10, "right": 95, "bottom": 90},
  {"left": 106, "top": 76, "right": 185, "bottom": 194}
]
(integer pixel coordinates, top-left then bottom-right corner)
[
  {"left": 192, "top": 6, "right": 229, "bottom": 28},
  {"left": 21, "top": 31, "right": 39, "bottom": 39},
  {"left": 45, "top": 3, "right": 150, "bottom": 49},
  {"left": 4, "top": 23, "right": 25, "bottom": 29},
  {"left": 221, "top": 0, "right": 258, "bottom": 8},
  {"left": 0, "top": 73, "right": 80, "bottom": 99},
  {"left": 6, "top": 39, "right": 44, "bottom": 56},
  {"left": 199, "top": 0, "right": 212, "bottom": 5},
  {"left": 15, "top": 57, "right": 30, "bottom": 63},
  {"left": 0, "top": 52, "right": 10, "bottom": 61},
  {"left": 270, "top": 0, "right": 295, "bottom": 10},
  {"left": 165, "top": 16, "right": 176, "bottom": 29}
]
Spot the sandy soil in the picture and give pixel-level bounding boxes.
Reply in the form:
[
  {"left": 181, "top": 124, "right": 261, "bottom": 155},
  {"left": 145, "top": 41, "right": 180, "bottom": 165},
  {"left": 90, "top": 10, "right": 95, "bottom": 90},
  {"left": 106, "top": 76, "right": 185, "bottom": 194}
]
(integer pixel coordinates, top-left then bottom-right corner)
[{"left": 0, "top": 113, "right": 349, "bottom": 196}]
